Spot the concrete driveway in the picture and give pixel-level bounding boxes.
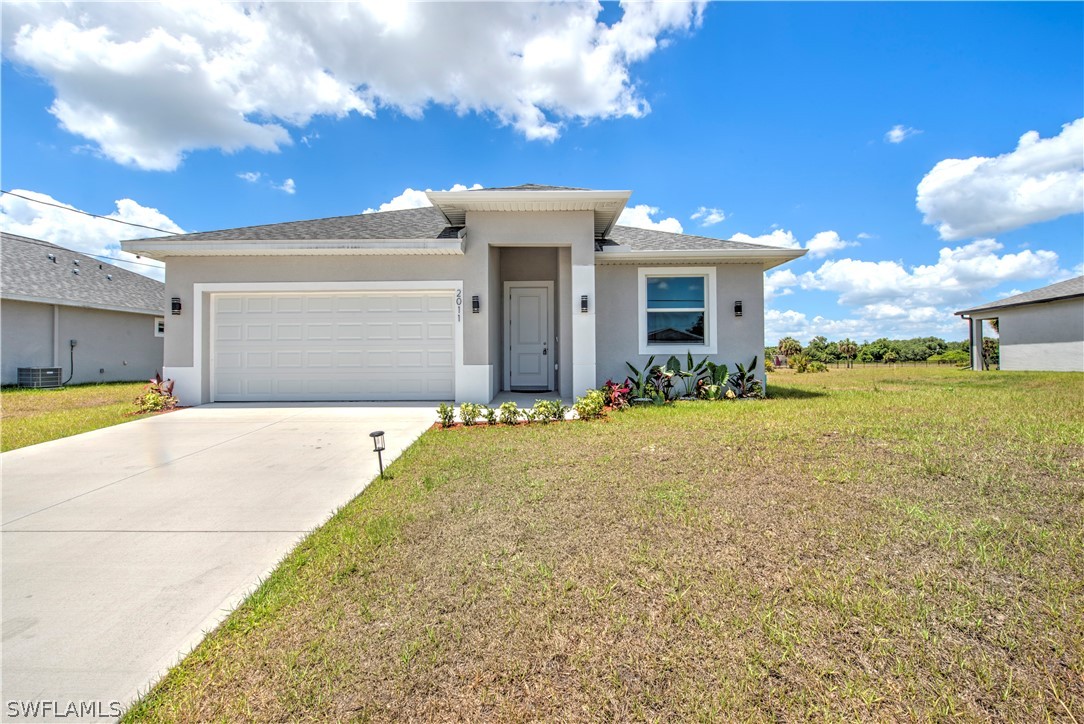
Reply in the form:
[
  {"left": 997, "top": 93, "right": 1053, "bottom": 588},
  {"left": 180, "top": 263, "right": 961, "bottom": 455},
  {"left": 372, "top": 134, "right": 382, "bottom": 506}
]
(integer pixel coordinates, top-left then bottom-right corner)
[{"left": 2, "top": 403, "right": 434, "bottom": 719}]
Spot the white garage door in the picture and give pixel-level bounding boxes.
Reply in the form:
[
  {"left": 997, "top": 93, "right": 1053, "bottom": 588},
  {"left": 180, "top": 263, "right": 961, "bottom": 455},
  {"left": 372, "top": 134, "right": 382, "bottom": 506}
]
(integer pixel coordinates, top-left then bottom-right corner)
[{"left": 212, "top": 291, "right": 456, "bottom": 402}]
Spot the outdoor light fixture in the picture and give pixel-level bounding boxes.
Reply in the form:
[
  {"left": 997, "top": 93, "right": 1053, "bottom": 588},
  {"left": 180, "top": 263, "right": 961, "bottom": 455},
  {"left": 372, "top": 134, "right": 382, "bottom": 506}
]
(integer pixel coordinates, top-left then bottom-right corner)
[
  {"left": 581, "top": 295, "right": 589, "bottom": 313},
  {"left": 370, "top": 430, "right": 386, "bottom": 477},
  {"left": 171, "top": 297, "right": 182, "bottom": 315},
  {"left": 472, "top": 295, "right": 480, "bottom": 313},
  {"left": 734, "top": 300, "right": 743, "bottom": 317}
]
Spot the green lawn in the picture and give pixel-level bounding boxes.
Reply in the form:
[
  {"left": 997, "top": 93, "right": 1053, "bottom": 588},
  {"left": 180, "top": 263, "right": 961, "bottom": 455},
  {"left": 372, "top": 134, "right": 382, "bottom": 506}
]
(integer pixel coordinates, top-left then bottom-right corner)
[
  {"left": 1, "top": 381, "right": 149, "bottom": 452},
  {"left": 125, "top": 367, "right": 1083, "bottom": 721}
]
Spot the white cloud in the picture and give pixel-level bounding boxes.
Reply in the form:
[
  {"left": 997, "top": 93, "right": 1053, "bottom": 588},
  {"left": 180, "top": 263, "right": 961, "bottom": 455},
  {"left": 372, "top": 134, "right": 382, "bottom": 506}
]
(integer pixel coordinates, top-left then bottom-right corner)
[
  {"left": 363, "top": 183, "right": 483, "bottom": 214},
  {"left": 2, "top": 1, "right": 706, "bottom": 170},
  {"left": 916, "top": 117, "right": 1084, "bottom": 240},
  {"left": 885, "top": 124, "right": 921, "bottom": 144},
  {"left": 238, "top": 171, "right": 262, "bottom": 183},
  {"left": 618, "top": 204, "right": 683, "bottom": 233},
  {"left": 274, "top": 178, "right": 296, "bottom": 195},
  {"left": 764, "top": 236, "right": 1074, "bottom": 342},
  {"left": 691, "top": 206, "right": 726, "bottom": 226},
  {"left": 732, "top": 228, "right": 857, "bottom": 258},
  {"left": 857, "top": 232, "right": 875, "bottom": 240},
  {"left": 0, "top": 189, "right": 183, "bottom": 280}
]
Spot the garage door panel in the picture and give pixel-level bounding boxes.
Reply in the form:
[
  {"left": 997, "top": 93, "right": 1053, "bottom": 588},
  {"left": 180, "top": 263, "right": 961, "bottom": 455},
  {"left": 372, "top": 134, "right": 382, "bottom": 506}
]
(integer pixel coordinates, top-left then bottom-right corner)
[{"left": 213, "top": 291, "right": 455, "bottom": 401}]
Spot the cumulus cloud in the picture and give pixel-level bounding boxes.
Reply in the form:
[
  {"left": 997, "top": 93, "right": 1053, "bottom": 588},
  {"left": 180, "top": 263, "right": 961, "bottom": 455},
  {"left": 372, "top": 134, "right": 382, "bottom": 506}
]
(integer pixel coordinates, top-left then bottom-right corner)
[
  {"left": 731, "top": 229, "right": 857, "bottom": 258},
  {"left": 618, "top": 204, "right": 683, "bottom": 233},
  {"left": 0, "top": 189, "right": 183, "bottom": 280},
  {"left": 2, "top": 1, "right": 706, "bottom": 170},
  {"left": 763, "top": 237, "right": 1072, "bottom": 341},
  {"left": 691, "top": 206, "right": 726, "bottom": 226},
  {"left": 885, "top": 124, "right": 921, "bottom": 144},
  {"left": 363, "top": 183, "right": 483, "bottom": 214},
  {"left": 916, "top": 117, "right": 1084, "bottom": 240},
  {"left": 275, "top": 178, "right": 296, "bottom": 195},
  {"left": 237, "top": 171, "right": 262, "bottom": 183}
]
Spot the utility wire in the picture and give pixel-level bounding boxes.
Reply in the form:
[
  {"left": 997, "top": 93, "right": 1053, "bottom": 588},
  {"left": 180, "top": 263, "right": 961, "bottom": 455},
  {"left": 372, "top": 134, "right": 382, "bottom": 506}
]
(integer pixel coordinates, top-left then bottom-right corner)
[
  {"left": 3, "top": 229, "right": 167, "bottom": 270},
  {"left": 0, "top": 189, "right": 183, "bottom": 235}
]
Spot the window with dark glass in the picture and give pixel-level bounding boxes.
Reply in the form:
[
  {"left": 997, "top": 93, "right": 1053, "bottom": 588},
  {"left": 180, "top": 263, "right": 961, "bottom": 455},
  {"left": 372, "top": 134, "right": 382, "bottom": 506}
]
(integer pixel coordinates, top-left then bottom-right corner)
[{"left": 645, "top": 276, "right": 706, "bottom": 345}]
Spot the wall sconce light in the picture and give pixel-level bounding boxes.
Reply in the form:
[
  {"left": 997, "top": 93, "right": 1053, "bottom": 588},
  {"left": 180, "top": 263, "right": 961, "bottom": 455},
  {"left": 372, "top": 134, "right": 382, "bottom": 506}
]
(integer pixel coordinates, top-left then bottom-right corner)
[
  {"left": 369, "top": 430, "right": 386, "bottom": 477},
  {"left": 734, "top": 300, "right": 743, "bottom": 317},
  {"left": 472, "top": 295, "right": 480, "bottom": 313},
  {"left": 171, "top": 297, "right": 182, "bottom": 315},
  {"left": 581, "top": 295, "right": 589, "bottom": 313}
]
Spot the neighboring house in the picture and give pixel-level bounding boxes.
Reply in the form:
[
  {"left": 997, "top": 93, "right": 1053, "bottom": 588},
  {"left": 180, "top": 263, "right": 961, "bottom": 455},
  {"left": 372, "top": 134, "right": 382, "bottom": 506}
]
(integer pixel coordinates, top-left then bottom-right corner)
[
  {"left": 955, "top": 275, "right": 1084, "bottom": 372},
  {"left": 121, "top": 185, "right": 805, "bottom": 405},
  {"left": 1, "top": 232, "right": 166, "bottom": 385}
]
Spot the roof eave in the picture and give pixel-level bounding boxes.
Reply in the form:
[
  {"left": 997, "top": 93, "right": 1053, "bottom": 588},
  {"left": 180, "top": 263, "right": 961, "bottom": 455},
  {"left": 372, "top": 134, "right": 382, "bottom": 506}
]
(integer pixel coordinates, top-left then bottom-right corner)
[
  {"left": 595, "top": 247, "right": 807, "bottom": 269},
  {"left": 120, "top": 237, "right": 465, "bottom": 260},
  {"left": 954, "top": 292, "right": 1084, "bottom": 317}
]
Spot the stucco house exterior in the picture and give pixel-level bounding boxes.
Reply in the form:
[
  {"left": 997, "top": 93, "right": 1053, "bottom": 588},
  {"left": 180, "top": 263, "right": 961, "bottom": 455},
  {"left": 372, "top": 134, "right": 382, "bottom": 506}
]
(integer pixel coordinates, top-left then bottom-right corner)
[
  {"left": 1, "top": 232, "right": 166, "bottom": 385},
  {"left": 955, "top": 275, "right": 1084, "bottom": 372},
  {"left": 122, "top": 185, "right": 805, "bottom": 405}
]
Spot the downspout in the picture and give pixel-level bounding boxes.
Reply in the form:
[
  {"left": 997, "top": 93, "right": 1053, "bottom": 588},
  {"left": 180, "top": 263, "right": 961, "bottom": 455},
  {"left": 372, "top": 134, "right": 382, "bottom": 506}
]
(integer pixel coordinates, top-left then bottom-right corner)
[{"left": 52, "top": 305, "right": 60, "bottom": 367}]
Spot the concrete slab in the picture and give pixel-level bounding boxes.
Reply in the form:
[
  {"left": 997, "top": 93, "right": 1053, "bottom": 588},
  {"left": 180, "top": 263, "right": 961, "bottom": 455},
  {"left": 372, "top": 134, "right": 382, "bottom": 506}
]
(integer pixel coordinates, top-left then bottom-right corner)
[{"left": 1, "top": 403, "right": 436, "bottom": 720}]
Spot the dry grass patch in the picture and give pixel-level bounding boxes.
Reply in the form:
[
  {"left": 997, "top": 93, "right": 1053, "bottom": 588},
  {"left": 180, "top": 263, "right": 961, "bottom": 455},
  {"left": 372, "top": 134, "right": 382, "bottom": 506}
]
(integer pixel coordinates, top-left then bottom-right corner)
[
  {"left": 125, "top": 367, "right": 1083, "bottom": 721},
  {"left": 1, "top": 381, "right": 148, "bottom": 451}
]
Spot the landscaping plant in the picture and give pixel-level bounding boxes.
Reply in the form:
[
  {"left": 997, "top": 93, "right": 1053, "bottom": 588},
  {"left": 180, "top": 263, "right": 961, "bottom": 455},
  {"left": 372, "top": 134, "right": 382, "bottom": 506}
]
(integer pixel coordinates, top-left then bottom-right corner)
[
  {"left": 602, "top": 379, "right": 631, "bottom": 409},
  {"left": 459, "top": 402, "right": 482, "bottom": 426},
  {"left": 731, "top": 356, "right": 763, "bottom": 398},
  {"left": 624, "top": 356, "right": 656, "bottom": 402},
  {"left": 533, "top": 399, "right": 569, "bottom": 422},
  {"left": 482, "top": 406, "right": 497, "bottom": 425},
  {"left": 497, "top": 402, "right": 521, "bottom": 425},
  {"left": 573, "top": 389, "right": 606, "bottom": 419},
  {"left": 134, "top": 373, "right": 178, "bottom": 414},
  {"left": 436, "top": 402, "right": 456, "bottom": 428}
]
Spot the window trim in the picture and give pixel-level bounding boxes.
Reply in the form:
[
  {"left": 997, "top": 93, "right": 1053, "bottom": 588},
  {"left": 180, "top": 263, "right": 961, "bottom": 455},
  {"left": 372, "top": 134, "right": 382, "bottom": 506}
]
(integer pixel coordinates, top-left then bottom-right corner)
[
  {"left": 637, "top": 267, "right": 717, "bottom": 355},
  {"left": 154, "top": 317, "right": 165, "bottom": 337}
]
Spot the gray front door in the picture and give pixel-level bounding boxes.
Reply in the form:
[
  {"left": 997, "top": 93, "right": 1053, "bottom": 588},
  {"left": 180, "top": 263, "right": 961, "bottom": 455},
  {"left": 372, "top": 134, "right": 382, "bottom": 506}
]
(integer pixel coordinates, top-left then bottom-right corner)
[{"left": 508, "top": 285, "right": 551, "bottom": 390}]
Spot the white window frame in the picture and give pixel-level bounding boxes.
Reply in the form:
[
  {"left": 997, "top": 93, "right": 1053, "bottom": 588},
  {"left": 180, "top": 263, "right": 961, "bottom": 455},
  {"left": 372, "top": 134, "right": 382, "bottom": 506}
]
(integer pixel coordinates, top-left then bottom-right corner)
[
  {"left": 154, "top": 317, "right": 165, "bottom": 337},
  {"left": 637, "top": 267, "right": 717, "bottom": 355}
]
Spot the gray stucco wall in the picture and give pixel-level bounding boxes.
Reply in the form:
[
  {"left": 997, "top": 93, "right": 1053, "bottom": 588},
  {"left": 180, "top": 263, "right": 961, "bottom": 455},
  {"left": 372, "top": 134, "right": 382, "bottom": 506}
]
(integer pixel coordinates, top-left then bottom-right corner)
[
  {"left": 1, "top": 299, "right": 163, "bottom": 385},
  {"left": 996, "top": 298, "right": 1084, "bottom": 372},
  {"left": 594, "top": 262, "right": 766, "bottom": 386}
]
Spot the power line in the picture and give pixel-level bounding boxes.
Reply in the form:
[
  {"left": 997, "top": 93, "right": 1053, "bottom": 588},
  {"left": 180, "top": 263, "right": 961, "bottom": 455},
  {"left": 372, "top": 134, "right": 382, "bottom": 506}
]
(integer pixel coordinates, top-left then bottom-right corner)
[
  {"left": 4, "top": 233, "right": 166, "bottom": 270},
  {"left": 0, "top": 189, "right": 183, "bottom": 235}
]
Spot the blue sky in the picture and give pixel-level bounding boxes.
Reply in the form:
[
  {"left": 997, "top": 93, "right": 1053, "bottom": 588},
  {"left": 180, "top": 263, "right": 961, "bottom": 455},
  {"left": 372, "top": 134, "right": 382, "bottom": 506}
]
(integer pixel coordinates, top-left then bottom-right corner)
[{"left": 2, "top": 1, "right": 1081, "bottom": 344}]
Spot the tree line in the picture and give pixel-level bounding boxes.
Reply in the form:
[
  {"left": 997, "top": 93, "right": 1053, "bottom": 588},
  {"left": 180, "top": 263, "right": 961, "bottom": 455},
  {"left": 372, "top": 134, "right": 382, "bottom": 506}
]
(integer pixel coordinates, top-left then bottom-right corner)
[{"left": 766, "top": 335, "right": 997, "bottom": 366}]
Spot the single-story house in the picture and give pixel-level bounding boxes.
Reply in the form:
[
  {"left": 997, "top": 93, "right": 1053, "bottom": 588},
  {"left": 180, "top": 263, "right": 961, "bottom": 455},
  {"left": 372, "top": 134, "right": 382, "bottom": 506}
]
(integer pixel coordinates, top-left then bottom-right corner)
[
  {"left": 1, "top": 232, "right": 166, "bottom": 385},
  {"left": 121, "top": 185, "right": 805, "bottom": 405},
  {"left": 955, "top": 275, "right": 1084, "bottom": 372}
]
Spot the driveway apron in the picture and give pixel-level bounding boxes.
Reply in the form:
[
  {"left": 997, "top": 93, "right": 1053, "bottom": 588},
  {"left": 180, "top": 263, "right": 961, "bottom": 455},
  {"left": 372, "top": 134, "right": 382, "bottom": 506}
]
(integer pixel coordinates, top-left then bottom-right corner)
[{"left": 1, "top": 403, "right": 434, "bottom": 720}]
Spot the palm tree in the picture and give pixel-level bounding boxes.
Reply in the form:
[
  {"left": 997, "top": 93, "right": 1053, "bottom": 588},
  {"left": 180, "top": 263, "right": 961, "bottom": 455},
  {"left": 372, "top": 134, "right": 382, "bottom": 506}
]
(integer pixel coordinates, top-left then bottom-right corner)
[
  {"left": 777, "top": 336, "right": 802, "bottom": 361},
  {"left": 838, "top": 338, "right": 858, "bottom": 368}
]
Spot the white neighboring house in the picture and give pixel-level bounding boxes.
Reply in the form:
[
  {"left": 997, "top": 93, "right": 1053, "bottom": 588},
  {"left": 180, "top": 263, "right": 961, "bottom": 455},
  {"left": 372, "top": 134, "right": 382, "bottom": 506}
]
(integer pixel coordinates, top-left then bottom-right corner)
[
  {"left": 955, "top": 275, "right": 1084, "bottom": 372},
  {"left": 121, "top": 184, "right": 806, "bottom": 405},
  {"left": 1, "top": 232, "right": 166, "bottom": 385}
]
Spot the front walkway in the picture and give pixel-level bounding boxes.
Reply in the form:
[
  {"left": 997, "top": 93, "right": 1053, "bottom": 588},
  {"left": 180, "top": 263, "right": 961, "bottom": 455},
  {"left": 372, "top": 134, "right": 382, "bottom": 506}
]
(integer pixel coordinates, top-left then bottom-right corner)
[{"left": 1, "top": 403, "right": 435, "bottom": 720}]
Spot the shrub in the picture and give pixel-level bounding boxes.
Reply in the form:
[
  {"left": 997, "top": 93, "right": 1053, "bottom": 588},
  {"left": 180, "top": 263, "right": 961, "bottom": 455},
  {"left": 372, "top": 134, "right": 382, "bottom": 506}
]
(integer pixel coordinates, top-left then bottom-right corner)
[
  {"left": 790, "top": 354, "right": 811, "bottom": 373},
  {"left": 602, "top": 379, "right": 630, "bottom": 409},
  {"left": 482, "top": 406, "right": 497, "bottom": 425},
  {"left": 437, "top": 402, "right": 456, "bottom": 428},
  {"left": 534, "top": 398, "right": 568, "bottom": 422},
  {"left": 764, "top": 358, "right": 775, "bottom": 373},
  {"left": 574, "top": 389, "right": 606, "bottom": 420},
  {"left": 459, "top": 402, "right": 482, "bottom": 426},
  {"left": 808, "top": 360, "right": 828, "bottom": 373},
  {"left": 498, "top": 401, "right": 521, "bottom": 425},
  {"left": 134, "top": 374, "right": 178, "bottom": 414}
]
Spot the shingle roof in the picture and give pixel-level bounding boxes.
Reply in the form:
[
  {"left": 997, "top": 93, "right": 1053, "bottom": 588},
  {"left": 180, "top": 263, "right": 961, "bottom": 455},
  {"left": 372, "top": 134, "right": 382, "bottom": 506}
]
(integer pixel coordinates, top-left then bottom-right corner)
[
  {"left": 128, "top": 206, "right": 461, "bottom": 243},
  {"left": 601, "top": 225, "right": 785, "bottom": 252},
  {"left": 475, "top": 184, "right": 591, "bottom": 192},
  {"left": 125, "top": 204, "right": 789, "bottom": 255},
  {"left": 955, "top": 275, "right": 1084, "bottom": 315},
  {"left": 1, "top": 232, "right": 165, "bottom": 315}
]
